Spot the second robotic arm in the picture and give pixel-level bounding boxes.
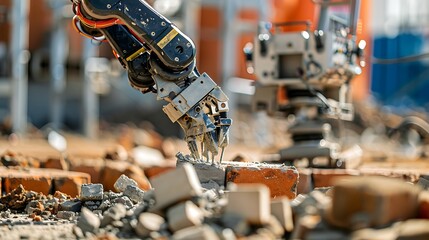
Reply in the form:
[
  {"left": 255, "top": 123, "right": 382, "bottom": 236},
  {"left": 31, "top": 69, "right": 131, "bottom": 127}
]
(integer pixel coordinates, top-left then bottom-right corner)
[{"left": 72, "top": 0, "right": 232, "bottom": 162}]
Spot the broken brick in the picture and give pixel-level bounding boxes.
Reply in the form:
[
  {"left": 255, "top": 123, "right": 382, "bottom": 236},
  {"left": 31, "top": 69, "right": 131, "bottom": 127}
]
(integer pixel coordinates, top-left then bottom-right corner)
[
  {"left": 327, "top": 176, "right": 421, "bottom": 229},
  {"left": 69, "top": 158, "right": 104, "bottom": 184},
  {"left": 225, "top": 162, "right": 298, "bottom": 199},
  {"left": 101, "top": 160, "right": 151, "bottom": 192},
  {"left": 144, "top": 165, "right": 176, "bottom": 179},
  {"left": 312, "top": 169, "right": 360, "bottom": 188}
]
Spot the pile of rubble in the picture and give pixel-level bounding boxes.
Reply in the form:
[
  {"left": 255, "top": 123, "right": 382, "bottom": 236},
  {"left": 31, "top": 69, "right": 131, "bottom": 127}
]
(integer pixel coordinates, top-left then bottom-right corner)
[{"left": 1, "top": 159, "right": 429, "bottom": 240}]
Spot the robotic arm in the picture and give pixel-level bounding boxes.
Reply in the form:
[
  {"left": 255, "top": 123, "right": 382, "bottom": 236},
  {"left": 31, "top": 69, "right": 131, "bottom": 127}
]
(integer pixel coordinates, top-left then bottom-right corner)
[{"left": 71, "top": 0, "right": 232, "bottom": 163}]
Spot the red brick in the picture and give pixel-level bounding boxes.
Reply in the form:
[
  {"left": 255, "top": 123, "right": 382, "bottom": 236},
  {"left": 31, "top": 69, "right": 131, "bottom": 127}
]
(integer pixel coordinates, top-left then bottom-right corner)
[
  {"left": 53, "top": 173, "right": 90, "bottom": 198},
  {"left": 69, "top": 158, "right": 104, "bottom": 184},
  {"left": 0, "top": 167, "right": 90, "bottom": 196},
  {"left": 312, "top": 169, "right": 360, "bottom": 188},
  {"left": 144, "top": 166, "right": 176, "bottom": 179},
  {"left": 43, "top": 157, "right": 68, "bottom": 170},
  {"left": 5, "top": 175, "right": 51, "bottom": 195},
  {"left": 225, "top": 162, "right": 298, "bottom": 199},
  {"left": 101, "top": 160, "right": 151, "bottom": 191}
]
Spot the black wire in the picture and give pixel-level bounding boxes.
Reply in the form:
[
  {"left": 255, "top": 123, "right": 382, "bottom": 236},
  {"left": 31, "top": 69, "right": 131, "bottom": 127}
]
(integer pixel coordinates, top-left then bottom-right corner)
[{"left": 372, "top": 52, "right": 429, "bottom": 64}]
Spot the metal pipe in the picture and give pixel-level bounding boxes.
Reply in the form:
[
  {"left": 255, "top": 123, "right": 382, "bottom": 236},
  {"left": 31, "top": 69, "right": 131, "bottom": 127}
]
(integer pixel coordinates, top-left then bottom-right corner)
[
  {"left": 82, "top": 39, "right": 98, "bottom": 139},
  {"left": 10, "top": 0, "right": 30, "bottom": 135}
]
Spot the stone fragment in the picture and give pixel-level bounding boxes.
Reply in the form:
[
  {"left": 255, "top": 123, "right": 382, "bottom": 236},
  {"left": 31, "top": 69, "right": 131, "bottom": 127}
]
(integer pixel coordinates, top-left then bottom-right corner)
[
  {"left": 59, "top": 200, "right": 82, "bottom": 212},
  {"left": 167, "top": 201, "right": 204, "bottom": 232},
  {"left": 297, "top": 168, "right": 313, "bottom": 194},
  {"left": 172, "top": 225, "right": 220, "bottom": 240},
  {"left": 114, "top": 174, "right": 138, "bottom": 192},
  {"left": 123, "top": 185, "right": 145, "bottom": 203},
  {"left": 225, "top": 183, "right": 271, "bottom": 225},
  {"left": 151, "top": 164, "right": 202, "bottom": 210},
  {"left": 327, "top": 176, "right": 420, "bottom": 229},
  {"left": 113, "top": 196, "right": 133, "bottom": 209},
  {"left": 292, "top": 191, "right": 331, "bottom": 217},
  {"left": 271, "top": 197, "right": 294, "bottom": 232},
  {"left": 80, "top": 184, "right": 103, "bottom": 201},
  {"left": 135, "top": 212, "right": 166, "bottom": 237},
  {"left": 101, "top": 204, "right": 126, "bottom": 227},
  {"left": 101, "top": 160, "right": 151, "bottom": 192},
  {"left": 57, "top": 211, "right": 76, "bottom": 220},
  {"left": 78, "top": 208, "right": 100, "bottom": 234}
]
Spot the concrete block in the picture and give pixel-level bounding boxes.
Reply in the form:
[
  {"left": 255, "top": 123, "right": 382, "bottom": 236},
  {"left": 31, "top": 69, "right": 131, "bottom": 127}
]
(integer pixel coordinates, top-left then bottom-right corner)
[
  {"left": 167, "top": 201, "right": 204, "bottom": 232},
  {"left": 114, "top": 174, "right": 138, "bottom": 192},
  {"left": 78, "top": 208, "right": 100, "bottom": 234},
  {"left": 177, "top": 158, "right": 226, "bottom": 186},
  {"left": 220, "top": 213, "right": 251, "bottom": 237},
  {"left": 80, "top": 184, "right": 104, "bottom": 201},
  {"left": 225, "top": 183, "right": 271, "bottom": 225},
  {"left": 135, "top": 212, "right": 166, "bottom": 237},
  {"left": 225, "top": 162, "right": 298, "bottom": 199},
  {"left": 151, "top": 164, "right": 202, "bottom": 210},
  {"left": 124, "top": 185, "right": 145, "bottom": 203},
  {"left": 271, "top": 197, "right": 294, "bottom": 232},
  {"left": 396, "top": 219, "right": 429, "bottom": 240},
  {"left": 172, "top": 225, "right": 220, "bottom": 240},
  {"left": 327, "top": 176, "right": 421, "bottom": 229}
]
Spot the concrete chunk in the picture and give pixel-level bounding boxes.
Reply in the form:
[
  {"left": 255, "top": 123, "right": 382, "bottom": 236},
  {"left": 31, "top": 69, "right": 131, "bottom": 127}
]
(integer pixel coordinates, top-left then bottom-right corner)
[
  {"left": 151, "top": 164, "right": 202, "bottom": 210},
  {"left": 78, "top": 208, "right": 100, "bottom": 234},
  {"left": 225, "top": 183, "right": 271, "bottom": 225},
  {"left": 172, "top": 225, "right": 220, "bottom": 240},
  {"left": 136, "top": 212, "right": 166, "bottom": 237},
  {"left": 59, "top": 200, "right": 82, "bottom": 212},
  {"left": 114, "top": 174, "right": 138, "bottom": 192},
  {"left": 327, "top": 176, "right": 421, "bottom": 229},
  {"left": 177, "top": 157, "right": 226, "bottom": 186},
  {"left": 80, "top": 184, "right": 103, "bottom": 201},
  {"left": 271, "top": 197, "right": 294, "bottom": 232},
  {"left": 167, "top": 201, "right": 204, "bottom": 232},
  {"left": 124, "top": 185, "right": 145, "bottom": 203}
]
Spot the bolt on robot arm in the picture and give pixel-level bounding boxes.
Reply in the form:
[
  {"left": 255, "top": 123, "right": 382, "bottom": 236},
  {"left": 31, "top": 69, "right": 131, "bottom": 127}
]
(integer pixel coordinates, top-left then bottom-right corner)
[{"left": 71, "top": 0, "right": 232, "bottom": 162}]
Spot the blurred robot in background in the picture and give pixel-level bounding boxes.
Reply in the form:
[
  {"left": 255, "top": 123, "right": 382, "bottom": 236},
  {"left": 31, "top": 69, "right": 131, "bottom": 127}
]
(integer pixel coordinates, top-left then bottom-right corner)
[{"left": 245, "top": 0, "right": 365, "bottom": 168}]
